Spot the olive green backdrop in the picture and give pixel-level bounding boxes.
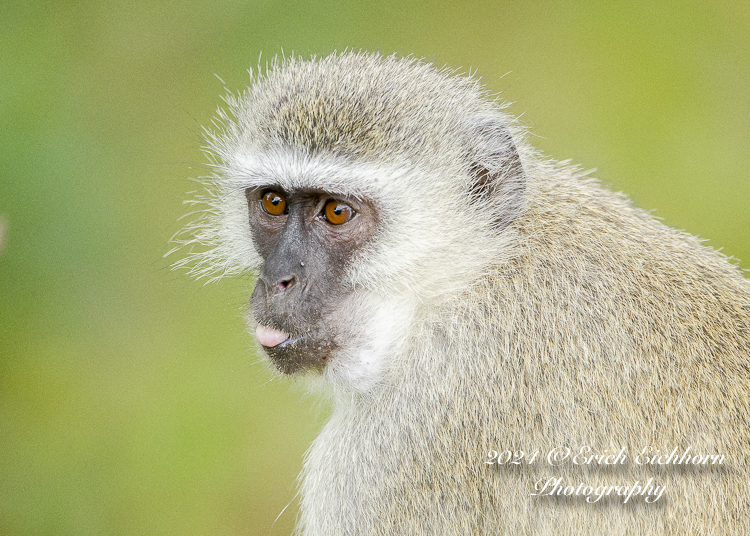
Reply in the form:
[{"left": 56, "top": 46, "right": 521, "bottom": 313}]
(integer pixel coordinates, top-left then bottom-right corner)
[{"left": 1, "top": 1, "right": 748, "bottom": 534}]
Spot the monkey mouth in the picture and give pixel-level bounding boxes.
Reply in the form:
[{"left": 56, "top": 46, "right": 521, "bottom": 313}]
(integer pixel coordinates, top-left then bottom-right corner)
[
  {"left": 255, "top": 323, "right": 335, "bottom": 374},
  {"left": 255, "top": 324, "right": 293, "bottom": 347}
]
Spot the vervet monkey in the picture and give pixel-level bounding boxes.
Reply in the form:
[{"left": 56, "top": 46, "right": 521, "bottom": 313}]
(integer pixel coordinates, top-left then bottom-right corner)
[{"left": 175, "top": 52, "right": 750, "bottom": 535}]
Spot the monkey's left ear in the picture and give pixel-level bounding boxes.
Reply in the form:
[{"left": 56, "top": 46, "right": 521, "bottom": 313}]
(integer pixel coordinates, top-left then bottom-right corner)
[{"left": 466, "top": 117, "right": 526, "bottom": 231}]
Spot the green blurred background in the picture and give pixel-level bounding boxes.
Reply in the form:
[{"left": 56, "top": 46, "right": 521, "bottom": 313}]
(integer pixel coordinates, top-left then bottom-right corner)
[{"left": 1, "top": 1, "right": 748, "bottom": 534}]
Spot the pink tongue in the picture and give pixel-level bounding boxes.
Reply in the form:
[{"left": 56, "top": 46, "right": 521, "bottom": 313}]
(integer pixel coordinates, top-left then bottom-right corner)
[{"left": 256, "top": 324, "right": 291, "bottom": 347}]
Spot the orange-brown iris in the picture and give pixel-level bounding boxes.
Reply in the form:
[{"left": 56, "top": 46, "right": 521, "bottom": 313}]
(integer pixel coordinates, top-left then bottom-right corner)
[
  {"left": 324, "top": 200, "right": 354, "bottom": 225},
  {"left": 262, "top": 191, "right": 286, "bottom": 215}
]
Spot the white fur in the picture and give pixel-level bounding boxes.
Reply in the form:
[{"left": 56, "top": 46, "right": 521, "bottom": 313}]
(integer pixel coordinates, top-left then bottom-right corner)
[{"left": 322, "top": 290, "right": 416, "bottom": 392}]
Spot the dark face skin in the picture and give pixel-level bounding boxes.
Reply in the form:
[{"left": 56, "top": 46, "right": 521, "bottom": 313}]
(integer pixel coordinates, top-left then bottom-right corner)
[{"left": 246, "top": 186, "right": 377, "bottom": 374}]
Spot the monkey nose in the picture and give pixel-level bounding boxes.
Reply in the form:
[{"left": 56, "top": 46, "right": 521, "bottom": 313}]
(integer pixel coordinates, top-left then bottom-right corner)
[{"left": 276, "top": 276, "right": 296, "bottom": 292}]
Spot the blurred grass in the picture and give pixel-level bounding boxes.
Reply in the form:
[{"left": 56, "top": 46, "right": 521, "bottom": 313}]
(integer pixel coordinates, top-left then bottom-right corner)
[{"left": 1, "top": 0, "right": 748, "bottom": 534}]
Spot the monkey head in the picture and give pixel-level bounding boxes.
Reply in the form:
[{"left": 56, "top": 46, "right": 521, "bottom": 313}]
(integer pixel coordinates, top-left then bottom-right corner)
[{"left": 177, "top": 53, "right": 527, "bottom": 389}]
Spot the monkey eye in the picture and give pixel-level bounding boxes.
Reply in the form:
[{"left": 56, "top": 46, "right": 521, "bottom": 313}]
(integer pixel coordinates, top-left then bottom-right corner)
[
  {"left": 261, "top": 190, "right": 287, "bottom": 216},
  {"left": 322, "top": 200, "right": 355, "bottom": 225}
]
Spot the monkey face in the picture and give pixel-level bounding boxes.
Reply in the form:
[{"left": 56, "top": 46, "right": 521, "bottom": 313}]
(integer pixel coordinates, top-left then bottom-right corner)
[{"left": 245, "top": 186, "right": 378, "bottom": 375}]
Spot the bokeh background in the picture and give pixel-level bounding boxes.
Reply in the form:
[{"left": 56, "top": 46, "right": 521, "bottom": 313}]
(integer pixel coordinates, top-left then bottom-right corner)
[{"left": 1, "top": 1, "right": 749, "bottom": 534}]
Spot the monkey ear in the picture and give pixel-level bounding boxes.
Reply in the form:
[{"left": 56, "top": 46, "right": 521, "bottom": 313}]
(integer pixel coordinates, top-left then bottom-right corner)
[{"left": 466, "top": 118, "right": 526, "bottom": 231}]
